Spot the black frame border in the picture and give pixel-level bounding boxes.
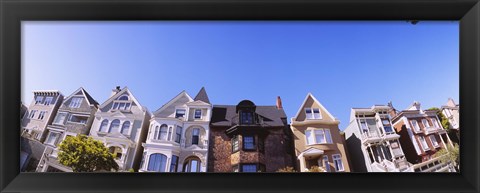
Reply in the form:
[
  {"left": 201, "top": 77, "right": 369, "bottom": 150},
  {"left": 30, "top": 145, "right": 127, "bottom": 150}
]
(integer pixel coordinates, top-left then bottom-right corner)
[{"left": 1, "top": 0, "right": 479, "bottom": 192}]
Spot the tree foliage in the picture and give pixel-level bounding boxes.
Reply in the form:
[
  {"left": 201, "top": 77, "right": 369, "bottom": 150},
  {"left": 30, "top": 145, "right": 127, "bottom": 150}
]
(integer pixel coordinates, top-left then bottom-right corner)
[
  {"left": 434, "top": 143, "right": 460, "bottom": 171},
  {"left": 307, "top": 166, "right": 326, "bottom": 172},
  {"left": 57, "top": 135, "right": 119, "bottom": 172},
  {"left": 276, "top": 166, "right": 297, "bottom": 172},
  {"left": 427, "top": 107, "right": 450, "bottom": 132}
]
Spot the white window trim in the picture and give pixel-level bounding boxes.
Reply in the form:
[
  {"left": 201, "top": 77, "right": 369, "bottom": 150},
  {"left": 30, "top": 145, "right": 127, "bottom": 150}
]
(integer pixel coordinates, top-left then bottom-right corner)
[
  {"left": 44, "top": 96, "right": 54, "bottom": 106},
  {"left": 35, "top": 96, "right": 44, "bottom": 104},
  {"left": 411, "top": 120, "right": 421, "bottom": 132},
  {"left": 418, "top": 136, "right": 430, "bottom": 151},
  {"left": 98, "top": 119, "right": 109, "bottom": 133},
  {"left": 305, "top": 128, "right": 333, "bottom": 145},
  {"left": 305, "top": 108, "right": 322, "bottom": 120},
  {"left": 53, "top": 112, "right": 68, "bottom": 125},
  {"left": 175, "top": 108, "right": 186, "bottom": 119},
  {"left": 45, "top": 131, "right": 60, "bottom": 147},
  {"left": 422, "top": 119, "right": 430, "bottom": 128},
  {"left": 66, "top": 114, "right": 89, "bottom": 125},
  {"left": 429, "top": 135, "right": 439, "bottom": 148},
  {"left": 194, "top": 109, "right": 202, "bottom": 119},
  {"left": 332, "top": 154, "right": 345, "bottom": 172},
  {"left": 323, "top": 155, "right": 331, "bottom": 172},
  {"left": 120, "top": 121, "right": 132, "bottom": 136}
]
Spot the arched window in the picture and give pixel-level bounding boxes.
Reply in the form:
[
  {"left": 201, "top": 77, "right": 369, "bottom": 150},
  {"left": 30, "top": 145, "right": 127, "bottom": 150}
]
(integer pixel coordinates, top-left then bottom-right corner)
[
  {"left": 109, "top": 146, "right": 123, "bottom": 160},
  {"left": 109, "top": 119, "right": 120, "bottom": 133},
  {"left": 121, "top": 121, "right": 130, "bottom": 135},
  {"left": 159, "top": 124, "right": 168, "bottom": 140},
  {"left": 183, "top": 157, "right": 201, "bottom": 172},
  {"left": 118, "top": 95, "right": 129, "bottom": 100},
  {"left": 148, "top": 153, "right": 167, "bottom": 172},
  {"left": 99, "top": 119, "right": 109, "bottom": 132}
]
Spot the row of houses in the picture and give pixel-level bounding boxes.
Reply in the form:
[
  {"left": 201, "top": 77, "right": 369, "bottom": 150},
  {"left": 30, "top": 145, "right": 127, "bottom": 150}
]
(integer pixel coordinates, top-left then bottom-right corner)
[{"left": 19, "top": 86, "right": 459, "bottom": 172}]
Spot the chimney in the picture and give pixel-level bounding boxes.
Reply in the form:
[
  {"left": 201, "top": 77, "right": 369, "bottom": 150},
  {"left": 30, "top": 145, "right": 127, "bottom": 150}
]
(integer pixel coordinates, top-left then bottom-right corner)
[
  {"left": 387, "top": 101, "right": 397, "bottom": 117},
  {"left": 276, "top": 96, "right": 283, "bottom": 109},
  {"left": 111, "top": 86, "right": 121, "bottom": 97}
]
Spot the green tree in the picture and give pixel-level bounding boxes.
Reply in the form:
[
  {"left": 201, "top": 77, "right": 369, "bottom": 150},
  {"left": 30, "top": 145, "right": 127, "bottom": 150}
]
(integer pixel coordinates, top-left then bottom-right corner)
[
  {"left": 427, "top": 107, "right": 450, "bottom": 132},
  {"left": 434, "top": 143, "right": 459, "bottom": 171},
  {"left": 57, "top": 135, "right": 119, "bottom": 172}
]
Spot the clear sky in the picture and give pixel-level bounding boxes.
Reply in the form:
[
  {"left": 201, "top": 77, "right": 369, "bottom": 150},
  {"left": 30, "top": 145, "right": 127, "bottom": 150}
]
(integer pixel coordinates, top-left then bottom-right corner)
[{"left": 22, "top": 21, "right": 459, "bottom": 130}]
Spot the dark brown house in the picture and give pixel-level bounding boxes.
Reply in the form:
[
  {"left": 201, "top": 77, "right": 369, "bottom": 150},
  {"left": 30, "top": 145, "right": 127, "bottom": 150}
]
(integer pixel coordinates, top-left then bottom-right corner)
[{"left": 208, "top": 98, "right": 295, "bottom": 172}]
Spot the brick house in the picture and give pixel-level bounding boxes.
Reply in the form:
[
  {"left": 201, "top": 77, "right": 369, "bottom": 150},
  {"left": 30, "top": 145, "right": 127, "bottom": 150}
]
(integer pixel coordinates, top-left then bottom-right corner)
[
  {"left": 208, "top": 97, "right": 295, "bottom": 172},
  {"left": 390, "top": 101, "right": 455, "bottom": 172}
]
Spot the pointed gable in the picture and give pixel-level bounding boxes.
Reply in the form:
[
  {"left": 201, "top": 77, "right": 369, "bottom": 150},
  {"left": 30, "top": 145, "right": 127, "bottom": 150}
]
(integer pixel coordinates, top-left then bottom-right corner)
[
  {"left": 153, "top": 91, "right": 193, "bottom": 118},
  {"left": 446, "top": 98, "right": 456, "bottom": 107},
  {"left": 293, "top": 93, "right": 336, "bottom": 122},
  {"left": 99, "top": 87, "right": 146, "bottom": 112},
  {"left": 62, "top": 87, "right": 98, "bottom": 108},
  {"left": 193, "top": 87, "right": 210, "bottom": 104}
]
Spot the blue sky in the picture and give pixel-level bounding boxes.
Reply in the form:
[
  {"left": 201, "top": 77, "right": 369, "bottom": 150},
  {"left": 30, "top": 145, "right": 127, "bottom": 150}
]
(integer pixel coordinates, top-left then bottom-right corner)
[{"left": 22, "top": 21, "right": 459, "bottom": 129}]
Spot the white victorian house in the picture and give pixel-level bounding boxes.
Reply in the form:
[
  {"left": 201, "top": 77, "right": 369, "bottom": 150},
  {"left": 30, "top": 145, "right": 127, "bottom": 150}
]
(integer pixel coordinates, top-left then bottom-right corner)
[
  {"left": 89, "top": 86, "right": 151, "bottom": 171},
  {"left": 139, "top": 87, "right": 211, "bottom": 172}
]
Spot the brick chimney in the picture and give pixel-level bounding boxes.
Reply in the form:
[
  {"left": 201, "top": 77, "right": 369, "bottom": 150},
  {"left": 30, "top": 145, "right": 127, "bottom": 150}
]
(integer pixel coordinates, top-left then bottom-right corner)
[
  {"left": 276, "top": 96, "right": 283, "bottom": 109},
  {"left": 387, "top": 101, "right": 397, "bottom": 117},
  {"left": 111, "top": 86, "right": 121, "bottom": 97}
]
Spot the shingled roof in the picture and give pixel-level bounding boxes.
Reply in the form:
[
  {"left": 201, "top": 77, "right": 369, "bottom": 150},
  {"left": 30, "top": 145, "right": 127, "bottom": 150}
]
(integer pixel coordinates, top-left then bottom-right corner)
[
  {"left": 193, "top": 87, "right": 210, "bottom": 104},
  {"left": 211, "top": 105, "right": 287, "bottom": 127},
  {"left": 81, "top": 88, "right": 99, "bottom": 106}
]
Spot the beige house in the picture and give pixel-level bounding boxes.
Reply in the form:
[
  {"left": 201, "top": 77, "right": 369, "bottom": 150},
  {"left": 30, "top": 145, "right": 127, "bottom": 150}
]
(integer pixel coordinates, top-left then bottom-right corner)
[
  {"left": 290, "top": 93, "right": 350, "bottom": 172},
  {"left": 441, "top": 98, "right": 460, "bottom": 142}
]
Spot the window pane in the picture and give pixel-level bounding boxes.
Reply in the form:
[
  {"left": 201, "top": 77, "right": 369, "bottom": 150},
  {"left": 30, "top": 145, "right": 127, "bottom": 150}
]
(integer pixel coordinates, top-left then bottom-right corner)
[
  {"left": 242, "top": 164, "right": 257, "bottom": 172},
  {"left": 175, "top": 109, "right": 185, "bottom": 118},
  {"left": 109, "top": 119, "right": 120, "bottom": 133},
  {"left": 324, "top": 129, "right": 332, "bottom": 143},
  {"left": 121, "top": 121, "right": 130, "bottom": 135},
  {"left": 305, "top": 130, "right": 313, "bottom": 145},
  {"left": 195, "top": 109, "right": 202, "bottom": 119},
  {"left": 313, "top": 108, "right": 321, "bottom": 119},
  {"left": 315, "top": 130, "right": 326, "bottom": 143},
  {"left": 175, "top": 126, "right": 182, "bottom": 143},
  {"left": 148, "top": 153, "right": 167, "bottom": 172},
  {"left": 243, "top": 136, "right": 255, "bottom": 149},
  {"left": 323, "top": 156, "right": 330, "bottom": 172},
  {"left": 100, "top": 120, "right": 109, "bottom": 132},
  {"left": 160, "top": 125, "right": 168, "bottom": 140},
  {"left": 118, "top": 95, "right": 129, "bottom": 100},
  {"left": 170, "top": 155, "right": 178, "bottom": 172},
  {"left": 190, "top": 160, "right": 198, "bottom": 172},
  {"left": 305, "top": 108, "right": 312, "bottom": 119}
]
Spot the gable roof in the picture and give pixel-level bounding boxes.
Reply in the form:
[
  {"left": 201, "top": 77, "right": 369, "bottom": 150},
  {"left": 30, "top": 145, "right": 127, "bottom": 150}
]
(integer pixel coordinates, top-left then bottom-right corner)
[
  {"left": 99, "top": 87, "right": 146, "bottom": 112},
  {"left": 193, "top": 87, "right": 210, "bottom": 104},
  {"left": 293, "top": 93, "right": 336, "bottom": 121},
  {"left": 63, "top": 87, "right": 99, "bottom": 107},
  {"left": 153, "top": 90, "right": 193, "bottom": 115},
  {"left": 211, "top": 104, "right": 287, "bottom": 127}
]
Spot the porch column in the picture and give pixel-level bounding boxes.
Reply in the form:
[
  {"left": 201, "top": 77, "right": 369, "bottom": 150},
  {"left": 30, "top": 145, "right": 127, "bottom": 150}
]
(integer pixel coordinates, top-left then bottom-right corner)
[
  {"left": 299, "top": 154, "right": 307, "bottom": 172},
  {"left": 379, "top": 144, "right": 386, "bottom": 161},
  {"left": 367, "top": 145, "right": 376, "bottom": 163},
  {"left": 439, "top": 134, "right": 447, "bottom": 151},
  {"left": 386, "top": 141, "right": 395, "bottom": 161},
  {"left": 444, "top": 133, "right": 454, "bottom": 148}
]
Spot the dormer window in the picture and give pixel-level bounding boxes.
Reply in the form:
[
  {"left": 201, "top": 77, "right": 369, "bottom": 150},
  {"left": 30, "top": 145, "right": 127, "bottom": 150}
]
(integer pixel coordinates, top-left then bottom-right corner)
[
  {"left": 240, "top": 111, "right": 253, "bottom": 124},
  {"left": 194, "top": 109, "right": 202, "bottom": 119},
  {"left": 69, "top": 97, "right": 83, "bottom": 108},
  {"left": 175, "top": 109, "right": 186, "bottom": 118},
  {"left": 305, "top": 108, "right": 321, "bottom": 119}
]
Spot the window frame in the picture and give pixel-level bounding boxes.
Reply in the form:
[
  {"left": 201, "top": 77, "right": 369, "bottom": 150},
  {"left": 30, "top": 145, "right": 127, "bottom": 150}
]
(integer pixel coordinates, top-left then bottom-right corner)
[
  {"left": 175, "top": 126, "right": 182, "bottom": 143},
  {"left": 183, "top": 157, "right": 201, "bottom": 172},
  {"left": 170, "top": 155, "right": 179, "bottom": 172},
  {"left": 44, "top": 96, "right": 53, "bottom": 105},
  {"left": 332, "top": 154, "right": 345, "bottom": 172},
  {"left": 241, "top": 164, "right": 258, "bottom": 173},
  {"left": 411, "top": 120, "right": 421, "bottom": 132},
  {"left": 53, "top": 112, "right": 68, "bottom": 125},
  {"left": 147, "top": 153, "right": 167, "bottom": 172},
  {"left": 194, "top": 109, "right": 202, "bottom": 119},
  {"left": 306, "top": 128, "right": 333, "bottom": 145},
  {"left": 29, "top": 110, "right": 37, "bottom": 119},
  {"left": 429, "top": 135, "right": 439, "bottom": 147},
  {"left": 418, "top": 135, "right": 430, "bottom": 151},
  {"left": 422, "top": 119, "right": 431, "bottom": 128},
  {"left": 66, "top": 114, "right": 88, "bottom": 125},
  {"left": 121, "top": 121, "right": 131, "bottom": 135},
  {"left": 232, "top": 135, "right": 240, "bottom": 153},
  {"left": 323, "top": 155, "right": 331, "bottom": 172},
  {"left": 242, "top": 135, "right": 256, "bottom": 151},
  {"left": 69, "top": 97, "right": 83, "bottom": 108},
  {"left": 175, "top": 109, "right": 186, "bottom": 119},
  {"left": 191, "top": 128, "right": 200, "bottom": 145},
  {"left": 35, "top": 96, "right": 44, "bottom": 104},
  {"left": 45, "top": 131, "right": 60, "bottom": 146},
  {"left": 99, "top": 119, "right": 109, "bottom": 132},
  {"left": 108, "top": 119, "right": 120, "bottom": 133}
]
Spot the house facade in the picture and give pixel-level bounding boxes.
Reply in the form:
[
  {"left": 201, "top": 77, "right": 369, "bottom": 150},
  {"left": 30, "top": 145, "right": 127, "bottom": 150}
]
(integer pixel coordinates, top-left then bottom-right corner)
[
  {"left": 290, "top": 93, "right": 350, "bottom": 172},
  {"left": 89, "top": 86, "right": 151, "bottom": 171},
  {"left": 20, "top": 90, "right": 64, "bottom": 171},
  {"left": 344, "top": 104, "right": 413, "bottom": 172},
  {"left": 208, "top": 97, "right": 295, "bottom": 172},
  {"left": 390, "top": 101, "right": 455, "bottom": 172},
  {"left": 139, "top": 88, "right": 212, "bottom": 172},
  {"left": 441, "top": 98, "right": 460, "bottom": 142},
  {"left": 36, "top": 87, "right": 99, "bottom": 172}
]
